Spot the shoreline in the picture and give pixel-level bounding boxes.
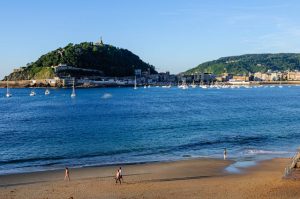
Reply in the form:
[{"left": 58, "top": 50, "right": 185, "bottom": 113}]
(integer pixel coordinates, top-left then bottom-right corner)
[
  {"left": 0, "top": 150, "right": 294, "bottom": 178},
  {"left": 1, "top": 157, "right": 298, "bottom": 199},
  {"left": 2, "top": 81, "right": 300, "bottom": 88},
  {"left": 0, "top": 157, "right": 234, "bottom": 187}
]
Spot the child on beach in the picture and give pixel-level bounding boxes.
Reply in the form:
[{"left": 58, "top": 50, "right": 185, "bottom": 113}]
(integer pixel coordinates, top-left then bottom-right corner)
[
  {"left": 224, "top": 148, "right": 227, "bottom": 160},
  {"left": 64, "top": 167, "right": 70, "bottom": 181}
]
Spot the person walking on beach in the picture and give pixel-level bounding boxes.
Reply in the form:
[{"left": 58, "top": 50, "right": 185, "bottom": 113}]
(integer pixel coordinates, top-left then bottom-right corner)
[
  {"left": 224, "top": 148, "right": 227, "bottom": 160},
  {"left": 115, "top": 169, "right": 121, "bottom": 184},
  {"left": 64, "top": 167, "right": 70, "bottom": 181},
  {"left": 118, "top": 167, "right": 123, "bottom": 182}
]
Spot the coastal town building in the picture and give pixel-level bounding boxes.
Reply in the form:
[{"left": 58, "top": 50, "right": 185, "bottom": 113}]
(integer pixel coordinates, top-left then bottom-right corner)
[
  {"left": 253, "top": 72, "right": 264, "bottom": 81},
  {"left": 222, "top": 73, "right": 234, "bottom": 82},
  {"left": 134, "top": 69, "right": 142, "bottom": 77},
  {"left": 51, "top": 63, "right": 102, "bottom": 74},
  {"left": 254, "top": 71, "right": 284, "bottom": 81},
  {"left": 200, "top": 73, "right": 215, "bottom": 83},
  {"left": 231, "top": 75, "right": 249, "bottom": 82},
  {"left": 178, "top": 73, "right": 215, "bottom": 84},
  {"left": 158, "top": 72, "right": 171, "bottom": 82},
  {"left": 61, "top": 77, "right": 75, "bottom": 87},
  {"left": 287, "top": 71, "right": 300, "bottom": 81},
  {"left": 13, "top": 67, "right": 26, "bottom": 73}
]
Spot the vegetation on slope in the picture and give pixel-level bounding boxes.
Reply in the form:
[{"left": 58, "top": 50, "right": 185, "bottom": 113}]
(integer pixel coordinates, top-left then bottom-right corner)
[
  {"left": 185, "top": 53, "right": 300, "bottom": 75},
  {"left": 4, "top": 42, "right": 156, "bottom": 80}
]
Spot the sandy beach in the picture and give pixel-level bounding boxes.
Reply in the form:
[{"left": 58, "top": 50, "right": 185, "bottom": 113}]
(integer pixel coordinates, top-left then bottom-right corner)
[{"left": 0, "top": 158, "right": 299, "bottom": 199}]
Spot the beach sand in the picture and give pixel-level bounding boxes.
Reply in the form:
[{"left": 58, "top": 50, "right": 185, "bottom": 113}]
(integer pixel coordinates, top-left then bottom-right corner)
[{"left": 0, "top": 158, "right": 299, "bottom": 199}]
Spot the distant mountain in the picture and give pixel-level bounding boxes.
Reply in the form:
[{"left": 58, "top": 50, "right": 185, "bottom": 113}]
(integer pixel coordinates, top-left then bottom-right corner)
[
  {"left": 4, "top": 41, "right": 157, "bottom": 80},
  {"left": 185, "top": 53, "right": 300, "bottom": 75}
]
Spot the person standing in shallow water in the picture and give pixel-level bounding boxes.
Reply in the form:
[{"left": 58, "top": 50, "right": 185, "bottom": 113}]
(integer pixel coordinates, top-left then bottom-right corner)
[
  {"left": 224, "top": 148, "right": 227, "bottom": 160},
  {"left": 64, "top": 167, "right": 70, "bottom": 181}
]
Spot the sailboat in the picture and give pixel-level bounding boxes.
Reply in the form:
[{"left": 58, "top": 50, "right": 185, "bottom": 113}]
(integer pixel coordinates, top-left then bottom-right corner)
[
  {"left": 181, "top": 80, "right": 188, "bottom": 90},
  {"left": 134, "top": 76, "right": 137, "bottom": 90},
  {"left": 278, "top": 79, "right": 283, "bottom": 88},
  {"left": 71, "top": 78, "right": 76, "bottom": 98},
  {"left": 45, "top": 88, "right": 50, "bottom": 95},
  {"left": 191, "top": 80, "right": 197, "bottom": 88},
  {"left": 177, "top": 81, "right": 181, "bottom": 88},
  {"left": 30, "top": 89, "right": 36, "bottom": 96},
  {"left": 6, "top": 81, "right": 12, "bottom": 98},
  {"left": 162, "top": 83, "right": 171, "bottom": 88}
]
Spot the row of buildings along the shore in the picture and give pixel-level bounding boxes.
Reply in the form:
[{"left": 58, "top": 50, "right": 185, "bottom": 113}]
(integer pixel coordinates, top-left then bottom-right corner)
[
  {"left": 182, "top": 70, "right": 300, "bottom": 85},
  {"left": 4, "top": 63, "right": 300, "bottom": 87}
]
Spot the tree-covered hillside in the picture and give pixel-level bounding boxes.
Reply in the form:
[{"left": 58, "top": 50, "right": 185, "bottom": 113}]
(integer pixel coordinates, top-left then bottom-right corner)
[
  {"left": 185, "top": 53, "right": 300, "bottom": 75},
  {"left": 4, "top": 42, "right": 157, "bottom": 80}
]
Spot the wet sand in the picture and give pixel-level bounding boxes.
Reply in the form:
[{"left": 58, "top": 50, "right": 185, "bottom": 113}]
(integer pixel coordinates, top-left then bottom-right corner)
[{"left": 0, "top": 158, "right": 299, "bottom": 199}]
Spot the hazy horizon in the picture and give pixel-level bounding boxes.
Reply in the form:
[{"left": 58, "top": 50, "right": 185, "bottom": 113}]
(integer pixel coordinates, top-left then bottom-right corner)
[{"left": 1, "top": 0, "right": 300, "bottom": 79}]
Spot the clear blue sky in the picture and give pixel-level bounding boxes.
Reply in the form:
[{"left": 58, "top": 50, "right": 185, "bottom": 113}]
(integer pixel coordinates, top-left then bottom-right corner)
[{"left": 1, "top": 0, "right": 300, "bottom": 78}]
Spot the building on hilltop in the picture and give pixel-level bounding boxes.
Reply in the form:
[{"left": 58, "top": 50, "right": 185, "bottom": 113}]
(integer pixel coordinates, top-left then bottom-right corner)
[
  {"left": 51, "top": 63, "right": 103, "bottom": 76},
  {"left": 94, "top": 37, "right": 104, "bottom": 46},
  {"left": 13, "top": 67, "right": 26, "bottom": 73}
]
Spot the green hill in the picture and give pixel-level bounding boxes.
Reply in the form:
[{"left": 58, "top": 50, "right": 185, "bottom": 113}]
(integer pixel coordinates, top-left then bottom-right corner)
[
  {"left": 4, "top": 42, "right": 157, "bottom": 80},
  {"left": 185, "top": 53, "right": 300, "bottom": 75}
]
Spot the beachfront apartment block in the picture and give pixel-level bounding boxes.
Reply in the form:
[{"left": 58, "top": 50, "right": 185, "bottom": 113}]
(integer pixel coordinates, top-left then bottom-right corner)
[
  {"left": 287, "top": 71, "right": 300, "bottom": 81},
  {"left": 231, "top": 75, "right": 249, "bottom": 82},
  {"left": 253, "top": 71, "right": 300, "bottom": 81}
]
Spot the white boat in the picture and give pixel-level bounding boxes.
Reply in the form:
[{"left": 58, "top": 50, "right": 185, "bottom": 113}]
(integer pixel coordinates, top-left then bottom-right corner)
[
  {"left": 147, "top": 85, "right": 151, "bottom": 88},
  {"left": 134, "top": 76, "right": 138, "bottom": 90},
  {"left": 162, "top": 84, "right": 171, "bottom": 88},
  {"left": 181, "top": 85, "right": 188, "bottom": 89},
  {"left": 6, "top": 81, "right": 12, "bottom": 98},
  {"left": 45, "top": 89, "right": 50, "bottom": 95},
  {"left": 144, "top": 85, "right": 147, "bottom": 88},
  {"left": 71, "top": 78, "right": 76, "bottom": 98},
  {"left": 200, "top": 85, "right": 208, "bottom": 89},
  {"left": 278, "top": 81, "right": 283, "bottom": 88},
  {"left": 191, "top": 80, "right": 197, "bottom": 88},
  {"left": 230, "top": 85, "right": 239, "bottom": 89},
  {"left": 180, "top": 80, "right": 188, "bottom": 90},
  {"left": 30, "top": 90, "right": 36, "bottom": 96}
]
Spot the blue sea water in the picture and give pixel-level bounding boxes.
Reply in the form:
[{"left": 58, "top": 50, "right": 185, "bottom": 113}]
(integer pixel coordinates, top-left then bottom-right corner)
[{"left": 0, "top": 86, "right": 300, "bottom": 175}]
